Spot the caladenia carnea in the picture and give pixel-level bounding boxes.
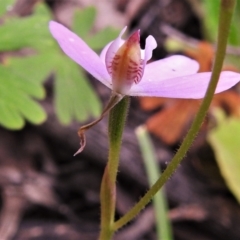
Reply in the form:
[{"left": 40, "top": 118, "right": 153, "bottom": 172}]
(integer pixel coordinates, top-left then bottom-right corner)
[
  {"left": 49, "top": 1, "right": 237, "bottom": 238},
  {"left": 49, "top": 22, "right": 240, "bottom": 155}
]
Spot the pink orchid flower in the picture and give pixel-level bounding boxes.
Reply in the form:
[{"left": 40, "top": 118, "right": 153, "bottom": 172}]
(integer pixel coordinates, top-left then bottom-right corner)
[
  {"left": 49, "top": 21, "right": 240, "bottom": 154},
  {"left": 49, "top": 21, "right": 240, "bottom": 99}
]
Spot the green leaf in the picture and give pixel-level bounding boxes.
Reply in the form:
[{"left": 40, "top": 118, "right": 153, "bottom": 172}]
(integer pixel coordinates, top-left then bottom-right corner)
[
  {"left": 6, "top": 54, "right": 53, "bottom": 98},
  {"left": 0, "top": 55, "right": 49, "bottom": 129},
  {"left": 201, "top": 0, "right": 219, "bottom": 42},
  {"left": 86, "top": 27, "right": 119, "bottom": 50},
  {"left": 0, "top": 3, "right": 110, "bottom": 128},
  {"left": 0, "top": 3, "right": 52, "bottom": 129},
  {"left": 72, "top": 6, "right": 119, "bottom": 50},
  {"left": 54, "top": 56, "right": 101, "bottom": 125},
  {"left": 0, "top": 0, "right": 16, "bottom": 16},
  {"left": 0, "top": 80, "right": 46, "bottom": 129},
  {"left": 201, "top": 0, "right": 240, "bottom": 45},
  {"left": 0, "top": 3, "right": 53, "bottom": 51},
  {"left": 0, "top": 101, "right": 24, "bottom": 129},
  {"left": 208, "top": 109, "right": 240, "bottom": 203},
  {"left": 72, "top": 6, "right": 96, "bottom": 37},
  {"left": 228, "top": 1, "right": 240, "bottom": 45}
]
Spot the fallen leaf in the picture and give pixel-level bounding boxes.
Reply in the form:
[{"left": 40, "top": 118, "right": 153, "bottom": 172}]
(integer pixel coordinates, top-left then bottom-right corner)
[{"left": 140, "top": 41, "right": 240, "bottom": 144}]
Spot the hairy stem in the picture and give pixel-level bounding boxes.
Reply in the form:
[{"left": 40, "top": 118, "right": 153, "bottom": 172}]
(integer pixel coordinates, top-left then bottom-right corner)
[
  {"left": 114, "top": 0, "right": 236, "bottom": 230},
  {"left": 99, "top": 96, "right": 130, "bottom": 240}
]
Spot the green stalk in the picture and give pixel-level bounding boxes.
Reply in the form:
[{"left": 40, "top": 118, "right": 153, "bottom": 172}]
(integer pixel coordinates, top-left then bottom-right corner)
[
  {"left": 114, "top": 0, "right": 236, "bottom": 231},
  {"left": 99, "top": 96, "right": 130, "bottom": 240},
  {"left": 136, "top": 126, "right": 173, "bottom": 240}
]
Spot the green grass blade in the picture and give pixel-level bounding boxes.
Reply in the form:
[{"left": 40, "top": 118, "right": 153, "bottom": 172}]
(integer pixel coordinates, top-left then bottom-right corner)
[{"left": 135, "top": 125, "right": 173, "bottom": 240}]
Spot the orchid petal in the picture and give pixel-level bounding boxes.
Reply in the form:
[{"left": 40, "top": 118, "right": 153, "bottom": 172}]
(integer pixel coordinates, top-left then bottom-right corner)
[
  {"left": 143, "top": 55, "right": 199, "bottom": 81},
  {"left": 142, "top": 35, "right": 157, "bottom": 67},
  {"left": 100, "top": 41, "right": 113, "bottom": 63},
  {"left": 100, "top": 40, "right": 125, "bottom": 64},
  {"left": 105, "top": 26, "right": 127, "bottom": 75},
  {"left": 49, "top": 21, "right": 111, "bottom": 88},
  {"left": 130, "top": 71, "right": 240, "bottom": 98}
]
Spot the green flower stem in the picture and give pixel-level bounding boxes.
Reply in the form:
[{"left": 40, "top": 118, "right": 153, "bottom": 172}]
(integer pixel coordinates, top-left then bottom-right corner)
[
  {"left": 114, "top": 0, "right": 236, "bottom": 231},
  {"left": 99, "top": 96, "right": 130, "bottom": 240}
]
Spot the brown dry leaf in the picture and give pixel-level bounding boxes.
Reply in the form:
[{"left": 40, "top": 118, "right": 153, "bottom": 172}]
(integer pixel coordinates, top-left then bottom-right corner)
[
  {"left": 139, "top": 97, "right": 169, "bottom": 111},
  {"left": 185, "top": 41, "right": 214, "bottom": 72},
  {"left": 212, "top": 91, "right": 240, "bottom": 117},
  {"left": 146, "top": 99, "right": 200, "bottom": 144},
  {"left": 140, "top": 41, "right": 240, "bottom": 144}
]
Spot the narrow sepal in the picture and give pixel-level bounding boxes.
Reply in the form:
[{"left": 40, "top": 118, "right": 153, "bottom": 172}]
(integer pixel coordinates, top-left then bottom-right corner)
[{"left": 74, "top": 92, "right": 124, "bottom": 155}]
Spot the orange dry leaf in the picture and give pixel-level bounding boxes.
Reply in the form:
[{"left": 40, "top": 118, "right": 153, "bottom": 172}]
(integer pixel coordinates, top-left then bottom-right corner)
[
  {"left": 146, "top": 99, "right": 200, "bottom": 144},
  {"left": 185, "top": 41, "right": 214, "bottom": 72},
  {"left": 140, "top": 41, "right": 240, "bottom": 144},
  {"left": 212, "top": 91, "right": 240, "bottom": 117}
]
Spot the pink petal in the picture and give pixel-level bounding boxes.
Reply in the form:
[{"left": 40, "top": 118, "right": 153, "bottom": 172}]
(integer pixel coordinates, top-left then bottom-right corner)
[
  {"left": 130, "top": 71, "right": 240, "bottom": 98},
  {"left": 49, "top": 21, "right": 111, "bottom": 88},
  {"left": 100, "top": 28, "right": 126, "bottom": 63},
  {"left": 142, "top": 35, "right": 157, "bottom": 67},
  {"left": 105, "top": 26, "right": 127, "bottom": 75},
  {"left": 143, "top": 55, "right": 199, "bottom": 81},
  {"left": 100, "top": 41, "right": 113, "bottom": 63}
]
